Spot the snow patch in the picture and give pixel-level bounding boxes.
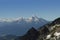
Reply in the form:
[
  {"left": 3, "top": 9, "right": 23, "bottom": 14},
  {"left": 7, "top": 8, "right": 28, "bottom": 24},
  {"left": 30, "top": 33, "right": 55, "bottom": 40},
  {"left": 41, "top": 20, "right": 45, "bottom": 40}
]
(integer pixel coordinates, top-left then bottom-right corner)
[{"left": 46, "top": 34, "right": 51, "bottom": 39}]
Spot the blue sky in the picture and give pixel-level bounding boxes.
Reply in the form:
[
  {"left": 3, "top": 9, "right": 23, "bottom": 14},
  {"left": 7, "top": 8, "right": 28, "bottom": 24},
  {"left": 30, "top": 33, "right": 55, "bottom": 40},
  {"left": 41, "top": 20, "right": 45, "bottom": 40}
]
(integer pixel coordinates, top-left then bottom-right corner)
[{"left": 0, "top": 0, "right": 60, "bottom": 20}]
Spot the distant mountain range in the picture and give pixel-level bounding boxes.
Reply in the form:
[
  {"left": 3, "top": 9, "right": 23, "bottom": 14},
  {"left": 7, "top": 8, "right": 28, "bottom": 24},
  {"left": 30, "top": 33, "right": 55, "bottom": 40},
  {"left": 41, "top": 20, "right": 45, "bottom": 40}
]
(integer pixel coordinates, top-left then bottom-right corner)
[
  {"left": 15, "top": 17, "right": 60, "bottom": 40},
  {"left": 0, "top": 16, "right": 49, "bottom": 36},
  {"left": 0, "top": 17, "right": 60, "bottom": 40}
]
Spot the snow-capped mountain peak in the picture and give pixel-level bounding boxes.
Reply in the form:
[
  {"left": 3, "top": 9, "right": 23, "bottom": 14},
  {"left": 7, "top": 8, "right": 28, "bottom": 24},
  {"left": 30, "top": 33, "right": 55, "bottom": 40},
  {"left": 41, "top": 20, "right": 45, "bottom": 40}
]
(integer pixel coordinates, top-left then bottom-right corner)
[
  {"left": 26, "top": 16, "right": 39, "bottom": 22},
  {"left": 0, "top": 16, "right": 49, "bottom": 36}
]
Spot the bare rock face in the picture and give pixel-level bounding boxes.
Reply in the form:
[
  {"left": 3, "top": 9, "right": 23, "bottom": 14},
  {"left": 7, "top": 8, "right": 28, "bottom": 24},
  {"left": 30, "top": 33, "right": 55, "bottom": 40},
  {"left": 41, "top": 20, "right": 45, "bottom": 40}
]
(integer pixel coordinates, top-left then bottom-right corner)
[{"left": 51, "top": 17, "right": 60, "bottom": 25}]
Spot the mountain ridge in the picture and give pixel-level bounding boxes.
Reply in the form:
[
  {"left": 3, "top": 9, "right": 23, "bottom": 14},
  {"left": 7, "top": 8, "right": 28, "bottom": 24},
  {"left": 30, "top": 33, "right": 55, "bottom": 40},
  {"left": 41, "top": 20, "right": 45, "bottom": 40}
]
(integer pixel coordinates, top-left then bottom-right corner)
[
  {"left": 0, "top": 16, "right": 49, "bottom": 36},
  {"left": 16, "top": 17, "right": 60, "bottom": 40}
]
